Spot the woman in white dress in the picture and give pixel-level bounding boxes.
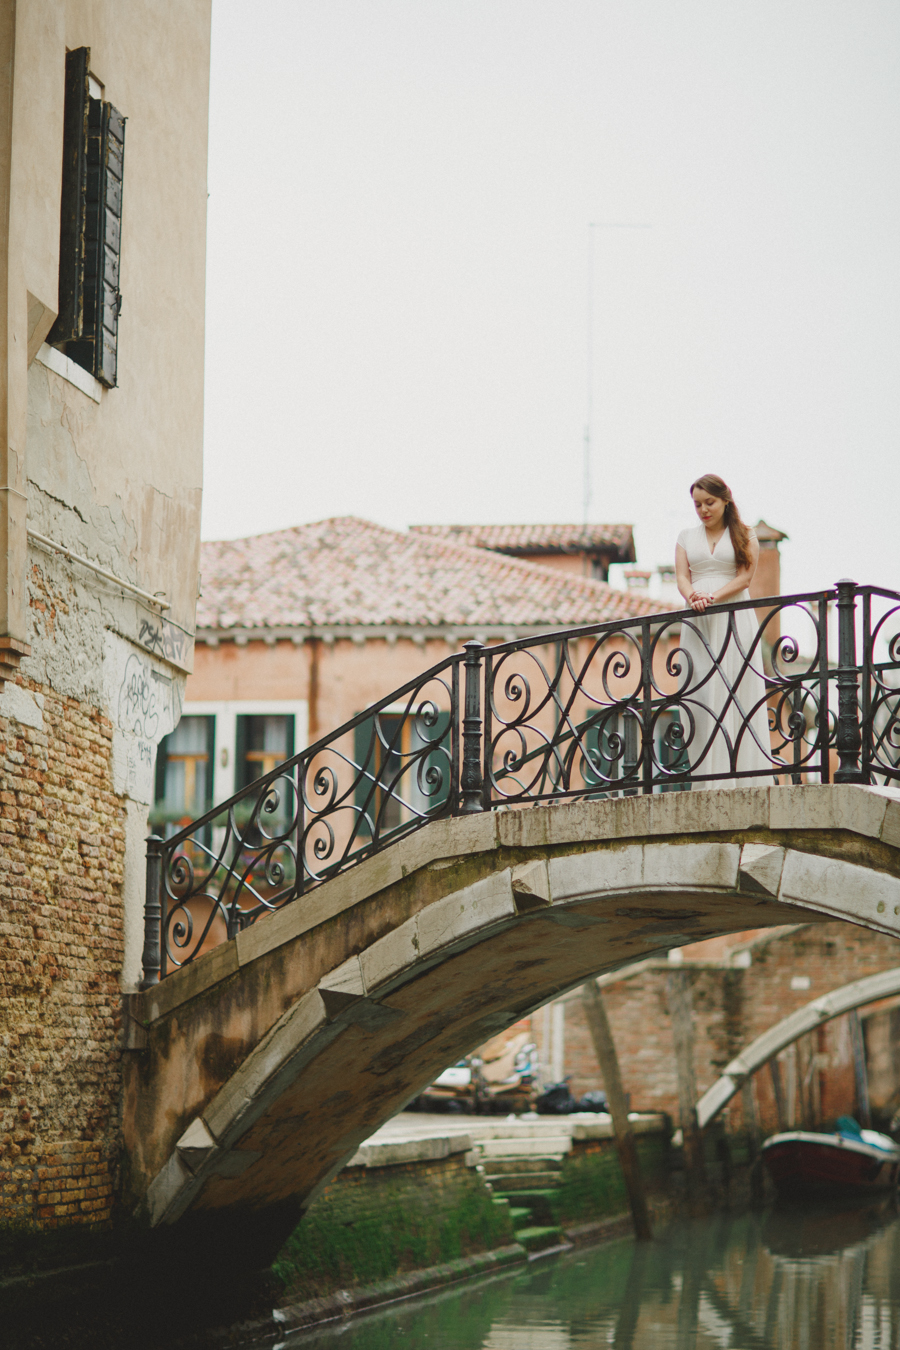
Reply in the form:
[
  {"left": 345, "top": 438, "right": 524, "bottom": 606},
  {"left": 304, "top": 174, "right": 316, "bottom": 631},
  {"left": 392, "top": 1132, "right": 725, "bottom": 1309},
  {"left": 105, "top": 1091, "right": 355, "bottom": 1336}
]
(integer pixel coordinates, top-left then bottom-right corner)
[{"left": 674, "top": 474, "right": 773, "bottom": 788}]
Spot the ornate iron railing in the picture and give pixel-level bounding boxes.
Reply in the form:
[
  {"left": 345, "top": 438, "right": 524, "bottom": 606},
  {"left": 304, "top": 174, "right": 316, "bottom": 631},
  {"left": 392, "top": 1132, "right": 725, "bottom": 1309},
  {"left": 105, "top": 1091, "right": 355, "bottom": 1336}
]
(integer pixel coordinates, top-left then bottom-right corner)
[{"left": 141, "top": 580, "right": 900, "bottom": 985}]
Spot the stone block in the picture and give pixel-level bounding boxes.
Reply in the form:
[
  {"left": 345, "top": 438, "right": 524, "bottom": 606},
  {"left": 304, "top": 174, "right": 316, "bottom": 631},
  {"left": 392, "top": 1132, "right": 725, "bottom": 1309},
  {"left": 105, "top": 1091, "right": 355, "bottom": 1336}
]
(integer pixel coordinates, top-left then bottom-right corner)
[
  {"left": 235, "top": 892, "right": 323, "bottom": 966},
  {"left": 779, "top": 849, "right": 900, "bottom": 931},
  {"left": 769, "top": 783, "right": 888, "bottom": 839},
  {"left": 144, "top": 1150, "right": 200, "bottom": 1227},
  {"left": 548, "top": 846, "right": 643, "bottom": 903},
  {"left": 359, "top": 917, "right": 420, "bottom": 993},
  {"left": 399, "top": 812, "right": 497, "bottom": 875},
  {"left": 570, "top": 1119, "right": 614, "bottom": 1140},
  {"left": 175, "top": 1117, "right": 217, "bottom": 1174},
  {"left": 878, "top": 791, "right": 900, "bottom": 851},
  {"left": 545, "top": 799, "right": 619, "bottom": 847},
  {"left": 497, "top": 806, "right": 554, "bottom": 850},
  {"left": 647, "top": 786, "right": 770, "bottom": 837},
  {"left": 347, "top": 1135, "right": 469, "bottom": 1168},
  {"left": 642, "top": 842, "right": 739, "bottom": 892},
  {"left": 416, "top": 870, "right": 516, "bottom": 956},
  {"left": 203, "top": 989, "right": 329, "bottom": 1143},
  {"left": 320, "top": 955, "right": 366, "bottom": 998},
  {"left": 739, "top": 843, "right": 786, "bottom": 897},
  {"left": 511, "top": 860, "right": 551, "bottom": 911},
  {"left": 141, "top": 941, "right": 240, "bottom": 1024}
]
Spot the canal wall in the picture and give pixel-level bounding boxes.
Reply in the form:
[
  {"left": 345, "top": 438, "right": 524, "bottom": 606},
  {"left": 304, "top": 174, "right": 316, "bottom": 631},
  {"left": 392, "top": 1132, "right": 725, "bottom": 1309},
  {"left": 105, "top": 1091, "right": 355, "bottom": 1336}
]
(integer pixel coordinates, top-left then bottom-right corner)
[
  {"left": 270, "top": 1113, "right": 674, "bottom": 1329},
  {"left": 272, "top": 1133, "right": 514, "bottom": 1305}
]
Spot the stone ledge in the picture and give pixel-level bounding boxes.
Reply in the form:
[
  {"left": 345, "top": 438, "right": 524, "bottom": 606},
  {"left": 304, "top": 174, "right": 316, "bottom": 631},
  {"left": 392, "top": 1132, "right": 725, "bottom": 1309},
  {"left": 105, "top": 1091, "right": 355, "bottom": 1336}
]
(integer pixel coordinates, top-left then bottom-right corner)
[
  {"left": 345, "top": 1134, "right": 474, "bottom": 1169},
  {"left": 269, "top": 1243, "right": 527, "bottom": 1336}
]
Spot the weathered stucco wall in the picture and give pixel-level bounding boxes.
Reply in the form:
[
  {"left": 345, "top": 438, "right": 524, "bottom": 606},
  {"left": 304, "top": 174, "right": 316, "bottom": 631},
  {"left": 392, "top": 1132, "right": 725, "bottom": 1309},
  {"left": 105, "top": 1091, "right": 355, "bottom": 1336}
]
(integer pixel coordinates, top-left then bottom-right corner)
[{"left": 0, "top": 0, "right": 211, "bottom": 1236}]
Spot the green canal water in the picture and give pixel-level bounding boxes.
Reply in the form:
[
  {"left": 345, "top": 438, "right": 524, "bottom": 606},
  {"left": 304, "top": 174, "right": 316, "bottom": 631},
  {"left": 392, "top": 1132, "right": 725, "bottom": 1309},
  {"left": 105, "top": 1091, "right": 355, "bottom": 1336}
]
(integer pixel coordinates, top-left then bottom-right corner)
[{"left": 278, "top": 1202, "right": 900, "bottom": 1349}]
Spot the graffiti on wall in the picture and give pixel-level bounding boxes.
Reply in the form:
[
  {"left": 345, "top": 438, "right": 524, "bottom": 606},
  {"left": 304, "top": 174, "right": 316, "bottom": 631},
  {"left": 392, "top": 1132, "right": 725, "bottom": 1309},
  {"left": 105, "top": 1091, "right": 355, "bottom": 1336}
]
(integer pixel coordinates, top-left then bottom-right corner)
[
  {"left": 109, "top": 642, "right": 183, "bottom": 803},
  {"left": 136, "top": 615, "right": 192, "bottom": 670}
]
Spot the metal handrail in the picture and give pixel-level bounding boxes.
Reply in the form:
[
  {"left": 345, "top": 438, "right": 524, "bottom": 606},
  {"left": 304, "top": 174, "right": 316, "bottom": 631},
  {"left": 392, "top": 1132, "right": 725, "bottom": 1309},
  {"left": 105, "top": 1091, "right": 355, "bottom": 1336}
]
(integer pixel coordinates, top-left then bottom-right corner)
[{"left": 140, "top": 579, "right": 900, "bottom": 985}]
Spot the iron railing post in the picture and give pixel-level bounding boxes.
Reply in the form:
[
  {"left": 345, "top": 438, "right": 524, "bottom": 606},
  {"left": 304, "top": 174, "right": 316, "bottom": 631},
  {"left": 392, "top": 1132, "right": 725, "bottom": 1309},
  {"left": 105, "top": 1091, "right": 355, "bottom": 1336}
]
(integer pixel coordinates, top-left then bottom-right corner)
[
  {"left": 835, "top": 579, "right": 867, "bottom": 784},
  {"left": 460, "top": 641, "right": 484, "bottom": 813},
  {"left": 140, "top": 834, "right": 164, "bottom": 989},
  {"left": 623, "top": 707, "right": 639, "bottom": 797}
]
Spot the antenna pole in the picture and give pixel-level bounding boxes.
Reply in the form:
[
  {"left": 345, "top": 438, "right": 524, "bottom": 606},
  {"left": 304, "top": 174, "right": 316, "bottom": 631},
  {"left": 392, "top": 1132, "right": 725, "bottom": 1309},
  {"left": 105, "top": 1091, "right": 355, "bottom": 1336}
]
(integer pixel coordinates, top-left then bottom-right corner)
[{"left": 583, "top": 222, "right": 652, "bottom": 530}]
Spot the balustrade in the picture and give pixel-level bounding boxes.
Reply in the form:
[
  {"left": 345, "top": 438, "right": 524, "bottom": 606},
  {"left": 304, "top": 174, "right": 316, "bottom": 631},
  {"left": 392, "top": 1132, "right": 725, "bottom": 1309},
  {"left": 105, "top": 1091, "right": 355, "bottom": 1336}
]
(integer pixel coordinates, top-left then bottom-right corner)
[{"left": 140, "top": 580, "right": 900, "bottom": 987}]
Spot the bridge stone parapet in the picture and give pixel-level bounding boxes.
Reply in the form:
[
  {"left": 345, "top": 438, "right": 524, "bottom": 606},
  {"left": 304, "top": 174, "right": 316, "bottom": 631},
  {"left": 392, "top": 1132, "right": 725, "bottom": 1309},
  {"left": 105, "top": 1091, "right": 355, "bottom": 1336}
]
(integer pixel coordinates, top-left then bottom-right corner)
[{"left": 124, "top": 784, "right": 900, "bottom": 1260}]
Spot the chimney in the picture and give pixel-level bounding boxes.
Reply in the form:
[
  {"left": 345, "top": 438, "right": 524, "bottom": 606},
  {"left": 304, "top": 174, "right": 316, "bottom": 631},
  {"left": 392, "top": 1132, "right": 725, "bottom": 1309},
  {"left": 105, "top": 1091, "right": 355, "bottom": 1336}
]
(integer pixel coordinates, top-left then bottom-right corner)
[{"left": 751, "top": 519, "right": 788, "bottom": 644}]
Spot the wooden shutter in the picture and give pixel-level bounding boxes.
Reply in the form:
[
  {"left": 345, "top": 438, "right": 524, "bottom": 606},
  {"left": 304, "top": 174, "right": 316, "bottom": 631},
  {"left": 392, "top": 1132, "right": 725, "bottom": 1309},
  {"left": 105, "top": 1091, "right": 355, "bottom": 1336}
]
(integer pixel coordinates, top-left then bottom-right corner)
[
  {"left": 353, "top": 715, "right": 377, "bottom": 839},
  {"left": 91, "top": 101, "right": 125, "bottom": 386},
  {"left": 48, "top": 50, "right": 125, "bottom": 386},
  {"left": 419, "top": 711, "right": 451, "bottom": 813},
  {"left": 47, "top": 48, "right": 90, "bottom": 346},
  {"left": 660, "top": 708, "right": 691, "bottom": 792},
  {"left": 582, "top": 712, "right": 620, "bottom": 798}
]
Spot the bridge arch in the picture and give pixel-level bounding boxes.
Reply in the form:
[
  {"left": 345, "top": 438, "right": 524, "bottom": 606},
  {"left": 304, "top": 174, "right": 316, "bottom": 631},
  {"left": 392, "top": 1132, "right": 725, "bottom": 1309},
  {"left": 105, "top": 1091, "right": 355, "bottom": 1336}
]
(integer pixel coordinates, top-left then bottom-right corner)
[
  {"left": 695, "top": 965, "right": 900, "bottom": 1129},
  {"left": 125, "top": 783, "right": 900, "bottom": 1255}
]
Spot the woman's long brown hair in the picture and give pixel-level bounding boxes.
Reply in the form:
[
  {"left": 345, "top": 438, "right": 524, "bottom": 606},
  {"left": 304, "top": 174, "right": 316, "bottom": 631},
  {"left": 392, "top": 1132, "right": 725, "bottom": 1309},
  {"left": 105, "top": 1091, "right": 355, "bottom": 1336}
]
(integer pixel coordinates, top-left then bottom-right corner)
[{"left": 690, "top": 474, "right": 753, "bottom": 571}]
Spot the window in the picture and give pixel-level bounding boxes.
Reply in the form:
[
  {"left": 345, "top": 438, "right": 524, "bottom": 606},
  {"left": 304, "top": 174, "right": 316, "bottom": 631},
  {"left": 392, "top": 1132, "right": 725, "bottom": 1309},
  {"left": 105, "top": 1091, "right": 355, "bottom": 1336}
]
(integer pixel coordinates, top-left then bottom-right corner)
[
  {"left": 581, "top": 707, "right": 690, "bottom": 795},
  {"left": 47, "top": 47, "right": 125, "bottom": 387},
  {"left": 152, "top": 715, "right": 215, "bottom": 835},
  {"left": 354, "top": 710, "right": 451, "bottom": 838},
  {"left": 236, "top": 715, "right": 295, "bottom": 791}
]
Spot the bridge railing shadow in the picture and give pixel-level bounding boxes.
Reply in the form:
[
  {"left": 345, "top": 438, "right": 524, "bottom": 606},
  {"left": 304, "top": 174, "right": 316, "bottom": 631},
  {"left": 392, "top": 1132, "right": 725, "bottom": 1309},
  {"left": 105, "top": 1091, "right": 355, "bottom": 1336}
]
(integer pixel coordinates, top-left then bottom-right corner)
[{"left": 140, "top": 580, "right": 900, "bottom": 985}]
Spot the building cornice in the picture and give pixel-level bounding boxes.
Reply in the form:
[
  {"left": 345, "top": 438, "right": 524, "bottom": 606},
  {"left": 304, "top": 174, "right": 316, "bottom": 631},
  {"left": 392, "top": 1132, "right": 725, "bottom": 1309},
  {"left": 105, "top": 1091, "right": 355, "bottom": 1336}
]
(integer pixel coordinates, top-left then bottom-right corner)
[{"left": 195, "top": 623, "right": 571, "bottom": 649}]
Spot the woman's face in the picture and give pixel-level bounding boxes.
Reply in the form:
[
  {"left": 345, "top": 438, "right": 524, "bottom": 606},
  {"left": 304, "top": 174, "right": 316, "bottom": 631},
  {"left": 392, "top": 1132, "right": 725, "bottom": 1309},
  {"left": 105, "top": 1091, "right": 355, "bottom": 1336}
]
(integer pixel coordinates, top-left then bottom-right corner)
[{"left": 692, "top": 488, "right": 726, "bottom": 530}]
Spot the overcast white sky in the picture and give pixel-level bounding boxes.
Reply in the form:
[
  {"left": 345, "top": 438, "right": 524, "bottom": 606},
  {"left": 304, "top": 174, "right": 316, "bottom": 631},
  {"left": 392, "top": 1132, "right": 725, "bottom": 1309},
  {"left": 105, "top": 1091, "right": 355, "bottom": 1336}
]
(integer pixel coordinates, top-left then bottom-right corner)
[{"left": 203, "top": 1, "right": 900, "bottom": 596}]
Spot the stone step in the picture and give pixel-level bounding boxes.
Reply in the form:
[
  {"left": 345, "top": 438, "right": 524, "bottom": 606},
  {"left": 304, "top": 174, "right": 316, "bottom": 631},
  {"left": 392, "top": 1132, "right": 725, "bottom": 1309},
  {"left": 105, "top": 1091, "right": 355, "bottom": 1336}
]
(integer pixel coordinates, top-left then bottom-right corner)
[
  {"left": 484, "top": 1170, "right": 562, "bottom": 1190},
  {"left": 483, "top": 1156, "right": 565, "bottom": 1176},
  {"left": 499, "top": 1189, "right": 559, "bottom": 1226},
  {"left": 515, "top": 1225, "right": 567, "bottom": 1254}
]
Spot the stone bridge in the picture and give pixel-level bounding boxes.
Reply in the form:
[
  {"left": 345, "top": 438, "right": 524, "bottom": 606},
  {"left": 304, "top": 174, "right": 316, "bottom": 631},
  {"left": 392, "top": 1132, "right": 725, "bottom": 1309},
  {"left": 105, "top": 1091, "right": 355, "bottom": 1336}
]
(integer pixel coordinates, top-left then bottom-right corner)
[{"left": 124, "top": 783, "right": 900, "bottom": 1260}]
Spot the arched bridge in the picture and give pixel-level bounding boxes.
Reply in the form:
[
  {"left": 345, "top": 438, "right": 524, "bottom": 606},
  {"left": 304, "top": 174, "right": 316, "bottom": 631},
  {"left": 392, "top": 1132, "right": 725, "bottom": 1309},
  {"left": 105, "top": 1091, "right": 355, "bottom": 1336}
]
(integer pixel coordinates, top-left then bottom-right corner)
[
  {"left": 125, "top": 783, "right": 900, "bottom": 1260},
  {"left": 696, "top": 963, "right": 900, "bottom": 1129}
]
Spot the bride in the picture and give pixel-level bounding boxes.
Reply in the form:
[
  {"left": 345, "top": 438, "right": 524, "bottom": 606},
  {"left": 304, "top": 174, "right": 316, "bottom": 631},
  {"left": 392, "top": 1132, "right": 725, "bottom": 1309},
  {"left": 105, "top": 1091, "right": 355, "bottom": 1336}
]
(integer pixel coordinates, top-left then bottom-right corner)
[{"left": 674, "top": 474, "right": 774, "bottom": 788}]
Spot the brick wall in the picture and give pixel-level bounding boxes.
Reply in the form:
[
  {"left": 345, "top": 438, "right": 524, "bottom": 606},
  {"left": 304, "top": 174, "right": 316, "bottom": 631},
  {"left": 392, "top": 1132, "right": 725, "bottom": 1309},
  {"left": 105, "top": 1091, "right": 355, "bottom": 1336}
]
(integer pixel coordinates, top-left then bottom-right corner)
[
  {"left": 538, "top": 922, "right": 900, "bottom": 1134},
  {"left": 0, "top": 682, "right": 125, "bottom": 1229}
]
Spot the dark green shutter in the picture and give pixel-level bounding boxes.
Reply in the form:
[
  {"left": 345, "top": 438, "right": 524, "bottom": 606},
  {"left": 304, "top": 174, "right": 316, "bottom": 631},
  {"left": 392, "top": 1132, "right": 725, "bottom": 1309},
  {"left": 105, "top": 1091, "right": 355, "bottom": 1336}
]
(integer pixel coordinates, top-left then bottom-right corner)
[
  {"left": 154, "top": 734, "right": 168, "bottom": 806},
  {"left": 421, "top": 710, "right": 451, "bottom": 813},
  {"left": 48, "top": 48, "right": 90, "bottom": 346},
  {"left": 582, "top": 712, "right": 619, "bottom": 796},
  {"left": 204, "top": 716, "right": 216, "bottom": 812},
  {"left": 660, "top": 708, "right": 691, "bottom": 791},
  {"left": 353, "top": 715, "right": 377, "bottom": 839},
  {"left": 235, "top": 716, "right": 249, "bottom": 792},
  {"left": 49, "top": 49, "right": 125, "bottom": 386},
  {"left": 92, "top": 101, "right": 125, "bottom": 386}
]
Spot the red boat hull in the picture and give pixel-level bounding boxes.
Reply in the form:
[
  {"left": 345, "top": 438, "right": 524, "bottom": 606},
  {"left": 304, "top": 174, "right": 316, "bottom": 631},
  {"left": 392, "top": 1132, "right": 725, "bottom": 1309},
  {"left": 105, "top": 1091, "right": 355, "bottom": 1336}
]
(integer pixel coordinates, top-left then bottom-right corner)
[{"left": 762, "top": 1131, "right": 900, "bottom": 1198}]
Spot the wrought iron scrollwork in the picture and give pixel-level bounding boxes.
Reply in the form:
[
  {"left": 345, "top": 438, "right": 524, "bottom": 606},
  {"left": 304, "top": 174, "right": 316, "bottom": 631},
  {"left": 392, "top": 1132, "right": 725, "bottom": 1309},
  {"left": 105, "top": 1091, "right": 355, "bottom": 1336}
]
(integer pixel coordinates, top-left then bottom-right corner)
[
  {"left": 143, "top": 580, "right": 900, "bottom": 983},
  {"left": 150, "top": 661, "right": 456, "bottom": 978}
]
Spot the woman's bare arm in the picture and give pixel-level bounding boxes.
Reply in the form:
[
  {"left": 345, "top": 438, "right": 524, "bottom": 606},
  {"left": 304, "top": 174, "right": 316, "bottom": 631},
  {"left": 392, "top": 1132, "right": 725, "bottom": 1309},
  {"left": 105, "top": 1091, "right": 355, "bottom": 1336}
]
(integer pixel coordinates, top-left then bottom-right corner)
[{"left": 675, "top": 544, "right": 695, "bottom": 604}]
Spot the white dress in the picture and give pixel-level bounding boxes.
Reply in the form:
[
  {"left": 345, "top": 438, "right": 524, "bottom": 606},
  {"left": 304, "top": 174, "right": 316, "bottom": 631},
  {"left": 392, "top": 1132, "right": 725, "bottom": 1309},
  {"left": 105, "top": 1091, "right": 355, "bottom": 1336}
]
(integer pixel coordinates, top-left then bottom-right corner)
[{"left": 675, "top": 525, "right": 773, "bottom": 789}]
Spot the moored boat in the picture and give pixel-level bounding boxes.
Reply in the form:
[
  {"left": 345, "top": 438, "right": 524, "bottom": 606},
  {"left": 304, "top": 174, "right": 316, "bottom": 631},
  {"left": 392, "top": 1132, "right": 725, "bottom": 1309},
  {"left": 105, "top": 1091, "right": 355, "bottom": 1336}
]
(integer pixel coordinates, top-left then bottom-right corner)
[{"left": 762, "top": 1117, "right": 900, "bottom": 1198}]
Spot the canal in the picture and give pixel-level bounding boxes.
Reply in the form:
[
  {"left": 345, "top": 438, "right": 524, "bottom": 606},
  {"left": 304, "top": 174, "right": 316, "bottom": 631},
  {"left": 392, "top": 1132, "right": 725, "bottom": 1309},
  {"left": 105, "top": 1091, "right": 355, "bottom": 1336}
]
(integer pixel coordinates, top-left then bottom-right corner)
[{"left": 275, "top": 1202, "right": 900, "bottom": 1349}]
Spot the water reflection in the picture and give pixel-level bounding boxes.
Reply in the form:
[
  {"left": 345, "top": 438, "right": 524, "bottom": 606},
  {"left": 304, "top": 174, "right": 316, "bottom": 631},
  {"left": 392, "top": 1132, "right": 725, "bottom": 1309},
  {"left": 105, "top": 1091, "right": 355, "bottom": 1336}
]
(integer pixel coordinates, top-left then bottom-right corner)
[{"left": 284, "top": 1201, "right": 900, "bottom": 1350}]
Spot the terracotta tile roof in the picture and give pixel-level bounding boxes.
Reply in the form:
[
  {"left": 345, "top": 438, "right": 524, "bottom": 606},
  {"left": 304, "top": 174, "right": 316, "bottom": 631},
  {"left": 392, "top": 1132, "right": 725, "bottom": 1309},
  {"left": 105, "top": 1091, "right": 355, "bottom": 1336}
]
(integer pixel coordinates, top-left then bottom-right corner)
[
  {"left": 409, "top": 522, "right": 636, "bottom": 562},
  {"left": 197, "top": 517, "right": 661, "bottom": 633}
]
